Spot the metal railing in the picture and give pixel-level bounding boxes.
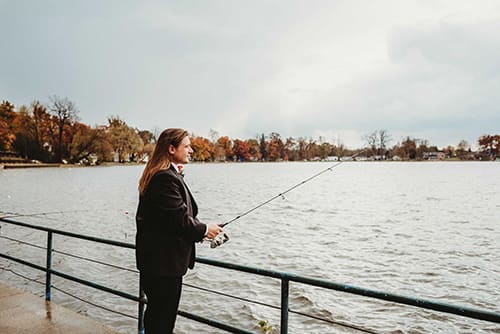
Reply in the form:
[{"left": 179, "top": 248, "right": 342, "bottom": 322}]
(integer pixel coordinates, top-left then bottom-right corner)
[{"left": 1, "top": 216, "right": 499, "bottom": 334}]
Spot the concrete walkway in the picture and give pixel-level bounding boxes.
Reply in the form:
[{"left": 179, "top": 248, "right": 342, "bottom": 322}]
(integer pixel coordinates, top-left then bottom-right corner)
[{"left": 0, "top": 282, "right": 120, "bottom": 334}]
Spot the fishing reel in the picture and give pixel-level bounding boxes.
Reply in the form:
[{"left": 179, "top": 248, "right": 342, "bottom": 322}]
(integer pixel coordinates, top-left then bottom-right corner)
[{"left": 210, "top": 232, "right": 229, "bottom": 248}]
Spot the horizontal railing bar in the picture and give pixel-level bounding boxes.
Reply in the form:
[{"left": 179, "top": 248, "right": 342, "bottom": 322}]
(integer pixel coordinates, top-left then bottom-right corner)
[
  {"left": 0, "top": 252, "right": 47, "bottom": 272},
  {"left": 51, "top": 284, "right": 138, "bottom": 319},
  {"left": 51, "top": 268, "right": 141, "bottom": 302},
  {"left": 196, "top": 257, "right": 500, "bottom": 324},
  {"left": 0, "top": 217, "right": 134, "bottom": 249},
  {"left": 0, "top": 253, "right": 142, "bottom": 303},
  {"left": 178, "top": 310, "right": 255, "bottom": 334}
]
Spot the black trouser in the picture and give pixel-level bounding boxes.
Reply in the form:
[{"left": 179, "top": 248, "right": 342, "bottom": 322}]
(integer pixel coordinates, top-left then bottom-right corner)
[{"left": 141, "top": 274, "right": 183, "bottom": 334}]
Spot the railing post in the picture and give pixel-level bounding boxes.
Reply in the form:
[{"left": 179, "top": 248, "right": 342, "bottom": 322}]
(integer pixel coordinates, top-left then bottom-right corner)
[
  {"left": 281, "top": 278, "right": 289, "bottom": 334},
  {"left": 138, "top": 277, "right": 145, "bottom": 334},
  {"left": 45, "top": 231, "right": 53, "bottom": 301}
]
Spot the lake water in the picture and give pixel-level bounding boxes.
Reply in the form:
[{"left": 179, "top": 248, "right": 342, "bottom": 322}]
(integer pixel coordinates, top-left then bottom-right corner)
[{"left": 0, "top": 162, "right": 499, "bottom": 333}]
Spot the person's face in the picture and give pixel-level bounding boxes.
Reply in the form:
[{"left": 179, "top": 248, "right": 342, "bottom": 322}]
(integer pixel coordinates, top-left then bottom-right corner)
[{"left": 169, "top": 136, "right": 193, "bottom": 164}]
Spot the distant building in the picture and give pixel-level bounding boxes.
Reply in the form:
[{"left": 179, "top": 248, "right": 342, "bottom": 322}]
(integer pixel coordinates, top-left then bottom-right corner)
[{"left": 423, "top": 151, "right": 446, "bottom": 160}]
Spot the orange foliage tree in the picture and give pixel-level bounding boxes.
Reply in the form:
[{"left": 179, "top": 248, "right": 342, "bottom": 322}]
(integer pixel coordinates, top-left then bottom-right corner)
[
  {"left": 233, "top": 139, "right": 251, "bottom": 161},
  {"left": 214, "top": 136, "right": 233, "bottom": 161},
  {"left": 190, "top": 135, "right": 214, "bottom": 162},
  {"left": 267, "top": 132, "right": 284, "bottom": 161},
  {"left": 246, "top": 138, "right": 261, "bottom": 161},
  {"left": 478, "top": 134, "right": 500, "bottom": 159},
  {"left": 0, "top": 100, "right": 16, "bottom": 151}
]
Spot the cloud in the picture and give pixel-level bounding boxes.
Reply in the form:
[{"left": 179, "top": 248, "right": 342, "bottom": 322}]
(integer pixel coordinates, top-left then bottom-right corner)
[{"left": 285, "top": 18, "right": 500, "bottom": 147}]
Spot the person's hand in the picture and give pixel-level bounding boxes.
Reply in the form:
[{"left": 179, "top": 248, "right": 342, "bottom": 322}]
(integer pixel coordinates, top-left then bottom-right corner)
[{"left": 206, "top": 223, "right": 224, "bottom": 239}]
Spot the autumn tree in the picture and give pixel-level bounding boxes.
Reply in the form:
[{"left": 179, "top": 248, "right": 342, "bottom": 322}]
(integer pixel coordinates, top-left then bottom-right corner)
[
  {"left": 283, "top": 137, "right": 297, "bottom": 161},
  {"left": 31, "top": 101, "right": 52, "bottom": 154},
  {"left": 91, "top": 127, "right": 114, "bottom": 162},
  {"left": 478, "top": 134, "right": 500, "bottom": 159},
  {"left": 138, "top": 130, "right": 155, "bottom": 145},
  {"left": 191, "top": 135, "right": 213, "bottom": 162},
  {"left": 68, "top": 122, "right": 108, "bottom": 164},
  {"left": 267, "top": 132, "right": 284, "bottom": 161},
  {"left": 317, "top": 137, "right": 335, "bottom": 160},
  {"left": 246, "top": 138, "right": 261, "bottom": 161},
  {"left": 11, "top": 105, "right": 33, "bottom": 159},
  {"left": 396, "top": 137, "right": 417, "bottom": 160},
  {"left": 20, "top": 101, "right": 57, "bottom": 161},
  {"left": 107, "top": 117, "right": 144, "bottom": 162},
  {"left": 137, "top": 130, "right": 156, "bottom": 162},
  {"left": 232, "top": 139, "right": 251, "bottom": 161},
  {"left": 0, "top": 100, "right": 17, "bottom": 151},
  {"left": 214, "top": 136, "right": 232, "bottom": 161},
  {"left": 306, "top": 139, "right": 320, "bottom": 160},
  {"left": 9, "top": 102, "right": 53, "bottom": 161}
]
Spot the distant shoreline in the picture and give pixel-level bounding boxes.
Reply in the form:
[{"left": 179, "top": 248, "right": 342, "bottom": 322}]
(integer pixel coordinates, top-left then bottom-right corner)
[
  {"left": 1, "top": 159, "right": 496, "bottom": 170},
  {"left": 1, "top": 163, "right": 61, "bottom": 169}
]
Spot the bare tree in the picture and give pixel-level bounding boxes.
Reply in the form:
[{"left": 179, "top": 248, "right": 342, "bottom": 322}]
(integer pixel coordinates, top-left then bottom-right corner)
[
  {"left": 209, "top": 129, "right": 219, "bottom": 143},
  {"left": 378, "top": 130, "right": 392, "bottom": 158},
  {"left": 363, "top": 130, "right": 392, "bottom": 159},
  {"left": 48, "top": 96, "right": 79, "bottom": 162},
  {"left": 363, "top": 131, "right": 378, "bottom": 156}
]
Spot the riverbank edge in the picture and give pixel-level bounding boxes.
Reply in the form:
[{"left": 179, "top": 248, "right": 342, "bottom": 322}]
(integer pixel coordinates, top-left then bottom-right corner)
[
  {"left": 1, "top": 163, "right": 61, "bottom": 169},
  {"left": 1, "top": 159, "right": 496, "bottom": 170}
]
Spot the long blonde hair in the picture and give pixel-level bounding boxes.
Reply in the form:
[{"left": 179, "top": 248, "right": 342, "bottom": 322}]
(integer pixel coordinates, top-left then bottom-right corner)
[{"left": 138, "top": 128, "right": 188, "bottom": 195}]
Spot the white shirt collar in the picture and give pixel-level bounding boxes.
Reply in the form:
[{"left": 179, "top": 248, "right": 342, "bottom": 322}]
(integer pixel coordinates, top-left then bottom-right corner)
[{"left": 171, "top": 162, "right": 182, "bottom": 174}]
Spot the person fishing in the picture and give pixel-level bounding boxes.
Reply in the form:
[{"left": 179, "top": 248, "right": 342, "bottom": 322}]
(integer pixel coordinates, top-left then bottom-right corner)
[{"left": 135, "top": 128, "right": 224, "bottom": 334}]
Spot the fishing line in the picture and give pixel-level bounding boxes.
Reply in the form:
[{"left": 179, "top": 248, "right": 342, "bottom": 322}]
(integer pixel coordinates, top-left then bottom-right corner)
[
  {"left": 0, "top": 209, "right": 121, "bottom": 220},
  {"left": 0, "top": 210, "right": 88, "bottom": 226},
  {"left": 210, "top": 149, "right": 368, "bottom": 248}
]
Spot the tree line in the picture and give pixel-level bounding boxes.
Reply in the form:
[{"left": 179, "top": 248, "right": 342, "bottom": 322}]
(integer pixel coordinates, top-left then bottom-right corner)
[
  {"left": 1, "top": 98, "right": 498, "bottom": 164},
  {"left": 0, "top": 98, "right": 150, "bottom": 164}
]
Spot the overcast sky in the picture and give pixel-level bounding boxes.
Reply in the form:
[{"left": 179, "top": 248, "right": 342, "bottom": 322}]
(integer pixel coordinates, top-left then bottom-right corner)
[{"left": 1, "top": 0, "right": 499, "bottom": 148}]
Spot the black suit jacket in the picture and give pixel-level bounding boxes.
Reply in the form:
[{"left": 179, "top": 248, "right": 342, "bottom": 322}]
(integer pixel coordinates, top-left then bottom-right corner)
[{"left": 135, "top": 165, "right": 206, "bottom": 277}]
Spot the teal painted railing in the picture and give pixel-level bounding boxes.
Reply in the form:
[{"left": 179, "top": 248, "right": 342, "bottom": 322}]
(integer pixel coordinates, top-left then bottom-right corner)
[{"left": 1, "top": 217, "right": 499, "bottom": 333}]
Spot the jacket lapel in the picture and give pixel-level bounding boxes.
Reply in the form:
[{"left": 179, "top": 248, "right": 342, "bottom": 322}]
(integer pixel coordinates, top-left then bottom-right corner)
[{"left": 170, "top": 164, "right": 197, "bottom": 216}]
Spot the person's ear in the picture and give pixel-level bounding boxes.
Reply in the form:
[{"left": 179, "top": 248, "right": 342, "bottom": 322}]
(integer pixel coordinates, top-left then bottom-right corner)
[{"left": 168, "top": 144, "right": 176, "bottom": 155}]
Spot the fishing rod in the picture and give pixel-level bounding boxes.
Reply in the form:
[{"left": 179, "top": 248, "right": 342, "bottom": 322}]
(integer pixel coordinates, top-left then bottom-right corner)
[{"left": 210, "top": 149, "right": 368, "bottom": 248}]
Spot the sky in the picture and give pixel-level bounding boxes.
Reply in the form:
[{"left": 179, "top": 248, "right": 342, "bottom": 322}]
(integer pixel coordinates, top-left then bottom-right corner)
[{"left": 1, "top": 0, "right": 499, "bottom": 149}]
